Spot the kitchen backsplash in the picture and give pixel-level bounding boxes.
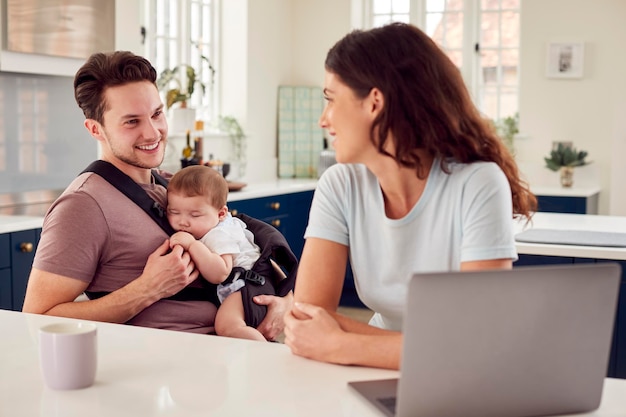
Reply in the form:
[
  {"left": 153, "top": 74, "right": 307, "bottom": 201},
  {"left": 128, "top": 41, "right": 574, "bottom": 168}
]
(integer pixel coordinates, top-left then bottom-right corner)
[{"left": 0, "top": 72, "right": 96, "bottom": 193}]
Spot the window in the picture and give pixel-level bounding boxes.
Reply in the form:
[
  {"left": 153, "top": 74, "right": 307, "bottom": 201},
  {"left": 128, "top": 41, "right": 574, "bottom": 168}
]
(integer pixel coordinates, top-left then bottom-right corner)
[
  {"left": 144, "top": 0, "right": 219, "bottom": 122},
  {"left": 367, "top": 0, "right": 520, "bottom": 121}
]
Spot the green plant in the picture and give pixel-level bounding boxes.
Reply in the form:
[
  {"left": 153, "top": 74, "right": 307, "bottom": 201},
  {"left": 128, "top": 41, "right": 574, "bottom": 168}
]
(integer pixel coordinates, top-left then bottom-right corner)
[
  {"left": 544, "top": 143, "right": 590, "bottom": 171},
  {"left": 494, "top": 113, "right": 519, "bottom": 153},
  {"left": 156, "top": 56, "right": 215, "bottom": 109},
  {"left": 218, "top": 115, "right": 247, "bottom": 176}
]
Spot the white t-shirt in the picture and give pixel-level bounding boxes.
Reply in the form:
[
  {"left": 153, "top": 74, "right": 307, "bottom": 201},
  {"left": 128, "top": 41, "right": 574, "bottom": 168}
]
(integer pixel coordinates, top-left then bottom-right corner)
[
  {"left": 305, "top": 159, "right": 517, "bottom": 331},
  {"left": 200, "top": 213, "right": 260, "bottom": 270}
]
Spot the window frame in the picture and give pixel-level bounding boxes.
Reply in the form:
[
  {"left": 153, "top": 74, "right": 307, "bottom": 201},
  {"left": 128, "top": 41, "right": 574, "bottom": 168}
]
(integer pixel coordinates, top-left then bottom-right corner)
[
  {"left": 363, "top": 0, "right": 520, "bottom": 121},
  {"left": 143, "top": 0, "right": 220, "bottom": 123}
]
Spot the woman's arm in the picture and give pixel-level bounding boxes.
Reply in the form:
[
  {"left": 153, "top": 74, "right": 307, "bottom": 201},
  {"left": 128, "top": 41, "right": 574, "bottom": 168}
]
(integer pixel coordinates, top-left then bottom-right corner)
[
  {"left": 285, "top": 302, "right": 402, "bottom": 369},
  {"left": 292, "top": 237, "right": 348, "bottom": 311},
  {"left": 285, "top": 237, "right": 405, "bottom": 367}
]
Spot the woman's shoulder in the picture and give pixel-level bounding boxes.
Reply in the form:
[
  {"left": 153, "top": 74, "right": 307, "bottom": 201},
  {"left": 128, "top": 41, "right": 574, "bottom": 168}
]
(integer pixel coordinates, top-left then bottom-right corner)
[
  {"left": 446, "top": 159, "right": 504, "bottom": 180},
  {"left": 319, "top": 163, "right": 375, "bottom": 186}
]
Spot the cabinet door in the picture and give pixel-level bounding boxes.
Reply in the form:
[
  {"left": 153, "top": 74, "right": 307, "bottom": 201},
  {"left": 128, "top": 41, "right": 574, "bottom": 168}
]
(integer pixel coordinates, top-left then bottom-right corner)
[
  {"left": 229, "top": 195, "right": 289, "bottom": 220},
  {"left": 536, "top": 196, "right": 587, "bottom": 214},
  {"left": 285, "top": 191, "right": 314, "bottom": 259},
  {"left": 613, "top": 261, "right": 626, "bottom": 378},
  {"left": 1, "top": 234, "right": 12, "bottom": 310},
  {"left": 0, "top": 268, "right": 11, "bottom": 310},
  {"left": 514, "top": 254, "right": 574, "bottom": 266},
  {"left": 10, "top": 229, "right": 40, "bottom": 311}
]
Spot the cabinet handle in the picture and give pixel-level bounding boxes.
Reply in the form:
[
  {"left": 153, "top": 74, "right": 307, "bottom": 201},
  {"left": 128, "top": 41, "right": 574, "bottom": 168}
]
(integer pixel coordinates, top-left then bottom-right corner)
[
  {"left": 230, "top": 209, "right": 238, "bottom": 216},
  {"left": 20, "top": 242, "right": 34, "bottom": 253},
  {"left": 270, "top": 202, "right": 280, "bottom": 210},
  {"left": 271, "top": 219, "right": 281, "bottom": 228}
]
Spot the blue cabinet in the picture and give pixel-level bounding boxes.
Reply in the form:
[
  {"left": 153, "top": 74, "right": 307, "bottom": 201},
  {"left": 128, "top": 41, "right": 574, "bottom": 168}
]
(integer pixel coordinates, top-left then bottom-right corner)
[
  {"left": 228, "top": 191, "right": 314, "bottom": 259},
  {"left": 515, "top": 254, "right": 626, "bottom": 379},
  {"left": 533, "top": 187, "right": 599, "bottom": 214},
  {"left": 536, "top": 195, "right": 592, "bottom": 214},
  {"left": 0, "top": 228, "right": 40, "bottom": 311}
]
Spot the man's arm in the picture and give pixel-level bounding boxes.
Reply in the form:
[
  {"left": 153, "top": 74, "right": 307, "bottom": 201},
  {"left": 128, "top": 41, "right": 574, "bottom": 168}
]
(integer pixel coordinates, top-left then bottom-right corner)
[{"left": 22, "top": 240, "right": 199, "bottom": 323}]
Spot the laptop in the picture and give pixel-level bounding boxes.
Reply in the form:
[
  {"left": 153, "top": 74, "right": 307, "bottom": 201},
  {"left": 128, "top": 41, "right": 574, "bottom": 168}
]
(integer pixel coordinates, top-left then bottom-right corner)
[{"left": 349, "top": 263, "right": 621, "bottom": 417}]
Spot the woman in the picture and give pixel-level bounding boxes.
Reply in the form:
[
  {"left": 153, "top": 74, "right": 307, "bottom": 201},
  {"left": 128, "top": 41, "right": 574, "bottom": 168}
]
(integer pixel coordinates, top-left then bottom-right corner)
[{"left": 283, "top": 23, "right": 536, "bottom": 369}]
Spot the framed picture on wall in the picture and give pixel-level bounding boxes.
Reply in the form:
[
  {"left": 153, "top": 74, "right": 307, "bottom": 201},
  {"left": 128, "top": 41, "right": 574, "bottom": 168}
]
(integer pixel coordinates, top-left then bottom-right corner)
[{"left": 546, "top": 42, "right": 585, "bottom": 79}]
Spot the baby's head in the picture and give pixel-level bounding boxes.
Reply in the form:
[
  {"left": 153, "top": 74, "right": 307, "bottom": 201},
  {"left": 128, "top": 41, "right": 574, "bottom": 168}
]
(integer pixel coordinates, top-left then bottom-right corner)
[{"left": 166, "top": 165, "right": 229, "bottom": 238}]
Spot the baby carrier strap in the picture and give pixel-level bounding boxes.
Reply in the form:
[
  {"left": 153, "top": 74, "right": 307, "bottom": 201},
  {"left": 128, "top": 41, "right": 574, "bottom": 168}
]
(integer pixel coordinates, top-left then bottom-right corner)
[
  {"left": 81, "top": 160, "right": 175, "bottom": 235},
  {"left": 80, "top": 160, "right": 218, "bottom": 306},
  {"left": 234, "top": 213, "right": 299, "bottom": 328}
]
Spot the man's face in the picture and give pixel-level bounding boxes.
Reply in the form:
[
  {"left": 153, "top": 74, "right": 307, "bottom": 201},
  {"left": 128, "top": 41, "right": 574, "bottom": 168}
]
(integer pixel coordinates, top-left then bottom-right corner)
[{"left": 90, "top": 81, "right": 168, "bottom": 173}]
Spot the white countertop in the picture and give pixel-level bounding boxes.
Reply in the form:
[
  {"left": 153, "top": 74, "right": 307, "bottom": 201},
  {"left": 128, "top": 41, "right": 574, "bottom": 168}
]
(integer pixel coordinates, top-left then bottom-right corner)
[
  {"left": 530, "top": 185, "right": 601, "bottom": 198},
  {"left": 515, "top": 212, "right": 626, "bottom": 260},
  {"left": 227, "top": 178, "right": 317, "bottom": 202},
  {"left": 0, "top": 214, "right": 44, "bottom": 234},
  {"left": 1, "top": 310, "right": 624, "bottom": 417},
  {"left": 0, "top": 310, "right": 395, "bottom": 417}
]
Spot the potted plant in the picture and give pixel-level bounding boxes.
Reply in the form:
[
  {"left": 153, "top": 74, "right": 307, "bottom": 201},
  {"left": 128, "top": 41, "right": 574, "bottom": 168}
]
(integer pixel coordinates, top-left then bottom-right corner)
[
  {"left": 218, "top": 115, "right": 247, "bottom": 178},
  {"left": 494, "top": 112, "right": 519, "bottom": 154},
  {"left": 544, "top": 142, "right": 590, "bottom": 187},
  {"left": 156, "top": 55, "right": 215, "bottom": 132}
]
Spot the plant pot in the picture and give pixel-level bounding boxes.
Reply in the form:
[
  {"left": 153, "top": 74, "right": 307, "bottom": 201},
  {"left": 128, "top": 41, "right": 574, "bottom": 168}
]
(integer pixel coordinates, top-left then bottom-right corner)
[
  {"left": 169, "top": 107, "right": 196, "bottom": 134},
  {"left": 560, "top": 166, "right": 574, "bottom": 188}
]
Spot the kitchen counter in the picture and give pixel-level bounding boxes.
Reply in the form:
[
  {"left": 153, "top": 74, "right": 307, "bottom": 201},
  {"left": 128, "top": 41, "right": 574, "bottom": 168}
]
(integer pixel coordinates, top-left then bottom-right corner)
[
  {"left": 2, "top": 309, "right": 625, "bottom": 416},
  {"left": 0, "top": 215, "right": 44, "bottom": 234},
  {"left": 530, "top": 185, "right": 601, "bottom": 197},
  {"left": 0, "top": 310, "right": 397, "bottom": 417},
  {"left": 226, "top": 178, "right": 317, "bottom": 201},
  {"left": 515, "top": 212, "right": 626, "bottom": 260}
]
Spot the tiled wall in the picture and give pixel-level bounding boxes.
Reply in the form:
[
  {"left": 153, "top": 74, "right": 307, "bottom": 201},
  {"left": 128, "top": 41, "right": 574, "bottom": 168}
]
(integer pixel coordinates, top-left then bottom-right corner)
[
  {"left": 0, "top": 72, "right": 96, "bottom": 193},
  {"left": 277, "top": 86, "right": 325, "bottom": 178}
]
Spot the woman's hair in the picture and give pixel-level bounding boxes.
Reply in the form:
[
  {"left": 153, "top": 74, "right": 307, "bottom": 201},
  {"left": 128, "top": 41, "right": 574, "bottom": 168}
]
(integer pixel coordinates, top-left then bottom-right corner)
[
  {"left": 325, "top": 22, "right": 536, "bottom": 218},
  {"left": 168, "top": 165, "right": 229, "bottom": 209},
  {"left": 74, "top": 51, "right": 158, "bottom": 125}
]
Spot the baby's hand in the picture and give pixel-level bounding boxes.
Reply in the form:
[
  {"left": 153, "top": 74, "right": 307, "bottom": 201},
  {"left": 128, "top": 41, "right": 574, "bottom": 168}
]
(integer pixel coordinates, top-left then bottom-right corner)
[{"left": 169, "top": 231, "right": 196, "bottom": 250}]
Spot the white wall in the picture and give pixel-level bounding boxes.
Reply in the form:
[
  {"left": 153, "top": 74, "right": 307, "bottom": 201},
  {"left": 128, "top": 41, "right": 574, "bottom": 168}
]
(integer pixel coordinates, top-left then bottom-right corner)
[
  {"left": 291, "top": 0, "right": 352, "bottom": 86},
  {"left": 517, "top": 0, "right": 626, "bottom": 214},
  {"left": 219, "top": 0, "right": 351, "bottom": 182}
]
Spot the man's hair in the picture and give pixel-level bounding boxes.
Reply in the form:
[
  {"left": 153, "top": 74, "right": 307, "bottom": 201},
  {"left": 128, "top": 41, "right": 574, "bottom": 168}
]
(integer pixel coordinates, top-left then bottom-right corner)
[
  {"left": 168, "top": 165, "right": 229, "bottom": 209},
  {"left": 74, "top": 51, "right": 158, "bottom": 125}
]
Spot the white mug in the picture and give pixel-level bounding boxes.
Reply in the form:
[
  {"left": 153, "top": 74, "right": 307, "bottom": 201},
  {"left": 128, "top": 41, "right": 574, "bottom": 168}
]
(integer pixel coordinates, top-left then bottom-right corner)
[{"left": 39, "top": 322, "right": 98, "bottom": 390}]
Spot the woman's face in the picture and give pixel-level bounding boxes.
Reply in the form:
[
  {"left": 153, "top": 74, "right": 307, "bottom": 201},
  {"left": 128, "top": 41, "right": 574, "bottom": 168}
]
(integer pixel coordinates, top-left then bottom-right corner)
[{"left": 319, "top": 71, "right": 381, "bottom": 164}]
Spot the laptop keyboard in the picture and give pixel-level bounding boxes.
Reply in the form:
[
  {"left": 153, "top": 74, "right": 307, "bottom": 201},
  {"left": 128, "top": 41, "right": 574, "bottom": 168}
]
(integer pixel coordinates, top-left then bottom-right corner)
[{"left": 377, "top": 396, "right": 397, "bottom": 414}]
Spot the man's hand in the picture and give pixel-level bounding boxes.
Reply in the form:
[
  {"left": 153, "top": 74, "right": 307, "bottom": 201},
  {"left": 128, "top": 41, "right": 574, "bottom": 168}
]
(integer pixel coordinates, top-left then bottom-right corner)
[
  {"left": 140, "top": 239, "right": 199, "bottom": 300},
  {"left": 254, "top": 291, "right": 293, "bottom": 341}
]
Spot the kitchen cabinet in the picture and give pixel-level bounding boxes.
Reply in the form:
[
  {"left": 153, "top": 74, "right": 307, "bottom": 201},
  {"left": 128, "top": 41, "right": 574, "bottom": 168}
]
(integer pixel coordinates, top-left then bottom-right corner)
[
  {"left": 0, "top": 0, "right": 142, "bottom": 77},
  {"left": 532, "top": 186, "right": 600, "bottom": 214},
  {"left": 228, "top": 190, "right": 314, "bottom": 260},
  {"left": 515, "top": 255, "right": 626, "bottom": 379},
  {"left": 536, "top": 195, "right": 596, "bottom": 214},
  {"left": 0, "top": 228, "right": 40, "bottom": 311}
]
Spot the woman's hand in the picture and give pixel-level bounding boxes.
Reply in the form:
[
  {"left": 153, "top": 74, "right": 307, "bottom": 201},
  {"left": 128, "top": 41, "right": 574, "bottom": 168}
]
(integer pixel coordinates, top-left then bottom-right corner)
[
  {"left": 253, "top": 291, "right": 293, "bottom": 341},
  {"left": 283, "top": 302, "right": 346, "bottom": 364}
]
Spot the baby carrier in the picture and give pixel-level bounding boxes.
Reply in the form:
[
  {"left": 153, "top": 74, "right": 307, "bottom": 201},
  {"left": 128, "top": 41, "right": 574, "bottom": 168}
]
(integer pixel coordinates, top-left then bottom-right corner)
[{"left": 81, "top": 160, "right": 298, "bottom": 329}]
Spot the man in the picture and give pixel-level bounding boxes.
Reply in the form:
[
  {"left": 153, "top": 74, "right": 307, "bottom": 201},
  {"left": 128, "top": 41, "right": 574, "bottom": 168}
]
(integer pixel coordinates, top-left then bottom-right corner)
[{"left": 22, "top": 51, "right": 289, "bottom": 339}]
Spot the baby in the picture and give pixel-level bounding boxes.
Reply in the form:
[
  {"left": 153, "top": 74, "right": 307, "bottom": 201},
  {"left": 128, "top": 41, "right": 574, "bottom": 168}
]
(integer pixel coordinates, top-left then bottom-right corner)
[{"left": 166, "top": 165, "right": 264, "bottom": 341}]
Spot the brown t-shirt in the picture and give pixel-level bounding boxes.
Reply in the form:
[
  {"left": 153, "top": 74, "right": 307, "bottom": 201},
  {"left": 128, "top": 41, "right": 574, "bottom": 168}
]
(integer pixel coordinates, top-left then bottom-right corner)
[{"left": 33, "top": 171, "right": 217, "bottom": 333}]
